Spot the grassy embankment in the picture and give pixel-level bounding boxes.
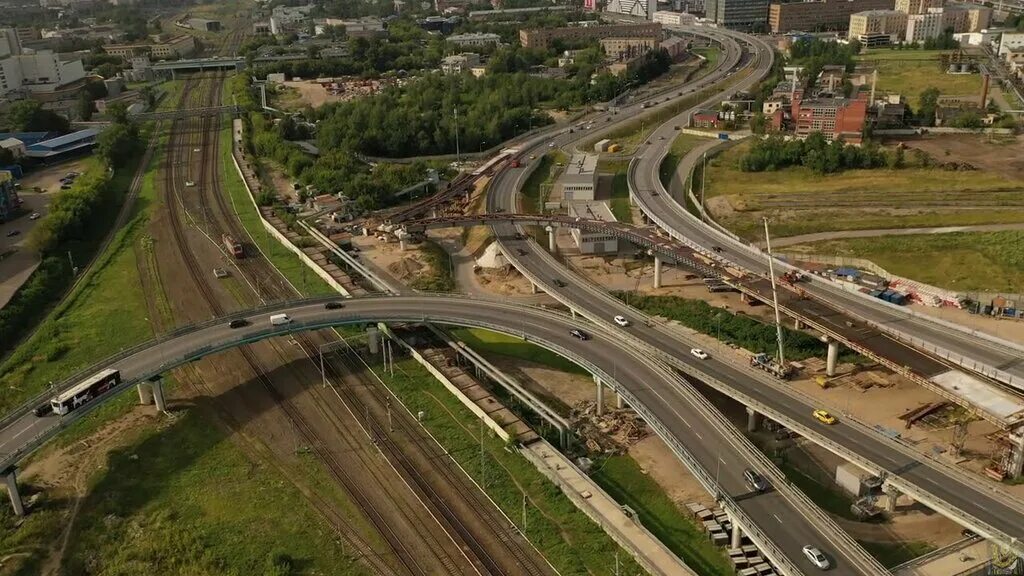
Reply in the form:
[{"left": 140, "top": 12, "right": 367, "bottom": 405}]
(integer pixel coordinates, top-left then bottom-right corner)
[
  {"left": 659, "top": 132, "right": 710, "bottom": 190},
  {"left": 788, "top": 232, "right": 1024, "bottom": 293},
  {"left": 0, "top": 125, "right": 367, "bottom": 574},
  {"left": 703, "top": 139, "right": 1024, "bottom": 240},
  {"left": 597, "top": 159, "right": 634, "bottom": 223}
]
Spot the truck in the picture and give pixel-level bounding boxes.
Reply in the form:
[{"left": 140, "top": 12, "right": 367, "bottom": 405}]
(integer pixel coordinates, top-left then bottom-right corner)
[
  {"left": 778, "top": 271, "right": 806, "bottom": 286},
  {"left": 222, "top": 234, "right": 244, "bottom": 258},
  {"left": 750, "top": 353, "right": 793, "bottom": 380}
]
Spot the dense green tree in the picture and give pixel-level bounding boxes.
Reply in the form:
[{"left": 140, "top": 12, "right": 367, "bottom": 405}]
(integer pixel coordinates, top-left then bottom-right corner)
[
  {"left": 918, "top": 87, "right": 941, "bottom": 127},
  {"left": 3, "top": 100, "right": 70, "bottom": 132}
]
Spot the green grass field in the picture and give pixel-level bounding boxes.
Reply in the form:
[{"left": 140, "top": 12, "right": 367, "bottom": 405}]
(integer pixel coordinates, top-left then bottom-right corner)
[
  {"left": 591, "top": 456, "right": 732, "bottom": 576},
  {"left": 659, "top": 133, "right": 708, "bottom": 189},
  {"left": 789, "top": 232, "right": 1024, "bottom": 293},
  {"left": 598, "top": 159, "right": 633, "bottom": 222},
  {"left": 449, "top": 328, "right": 588, "bottom": 375},
  {"left": 856, "top": 49, "right": 983, "bottom": 108},
  {"left": 704, "top": 139, "right": 1024, "bottom": 239}
]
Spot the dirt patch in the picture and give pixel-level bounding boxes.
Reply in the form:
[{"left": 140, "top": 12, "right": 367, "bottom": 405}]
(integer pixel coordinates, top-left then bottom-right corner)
[
  {"left": 629, "top": 436, "right": 714, "bottom": 508},
  {"left": 896, "top": 134, "right": 1024, "bottom": 181},
  {"left": 19, "top": 159, "right": 91, "bottom": 194}
]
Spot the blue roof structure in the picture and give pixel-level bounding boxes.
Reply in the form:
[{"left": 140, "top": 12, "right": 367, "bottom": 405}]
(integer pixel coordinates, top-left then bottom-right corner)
[
  {"left": 26, "top": 129, "right": 100, "bottom": 159},
  {"left": 0, "top": 132, "right": 58, "bottom": 147}
]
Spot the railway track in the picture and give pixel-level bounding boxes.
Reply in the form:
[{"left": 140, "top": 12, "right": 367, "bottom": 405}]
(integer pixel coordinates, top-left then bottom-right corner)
[{"left": 160, "top": 73, "right": 486, "bottom": 574}]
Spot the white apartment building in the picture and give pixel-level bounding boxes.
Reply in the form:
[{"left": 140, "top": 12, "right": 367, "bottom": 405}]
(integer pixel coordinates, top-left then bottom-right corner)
[
  {"left": 1000, "top": 32, "right": 1024, "bottom": 56},
  {"left": 905, "top": 10, "right": 944, "bottom": 42},
  {"left": 447, "top": 32, "right": 501, "bottom": 47},
  {"left": 607, "top": 0, "right": 658, "bottom": 20},
  {"left": 653, "top": 10, "right": 695, "bottom": 25}
]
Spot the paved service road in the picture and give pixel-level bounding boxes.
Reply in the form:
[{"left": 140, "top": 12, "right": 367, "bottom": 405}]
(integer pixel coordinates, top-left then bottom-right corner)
[
  {"left": 481, "top": 29, "right": 1024, "bottom": 564},
  {"left": 0, "top": 295, "right": 872, "bottom": 575}
]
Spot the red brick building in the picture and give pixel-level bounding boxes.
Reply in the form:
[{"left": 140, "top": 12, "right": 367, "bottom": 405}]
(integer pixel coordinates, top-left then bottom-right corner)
[
  {"left": 692, "top": 109, "right": 720, "bottom": 128},
  {"left": 790, "top": 97, "right": 867, "bottom": 143}
]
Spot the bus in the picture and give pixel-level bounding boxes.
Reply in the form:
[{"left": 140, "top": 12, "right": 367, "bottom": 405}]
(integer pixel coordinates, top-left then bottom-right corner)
[{"left": 50, "top": 368, "right": 122, "bottom": 416}]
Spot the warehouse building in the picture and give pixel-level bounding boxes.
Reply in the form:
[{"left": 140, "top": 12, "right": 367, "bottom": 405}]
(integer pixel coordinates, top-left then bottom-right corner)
[
  {"left": 568, "top": 201, "right": 619, "bottom": 254},
  {"left": 556, "top": 154, "right": 598, "bottom": 202}
]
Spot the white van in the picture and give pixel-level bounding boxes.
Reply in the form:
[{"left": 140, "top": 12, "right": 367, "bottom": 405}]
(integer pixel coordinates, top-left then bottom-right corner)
[{"left": 270, "top": 313, "right": 292, "bottom": 326}]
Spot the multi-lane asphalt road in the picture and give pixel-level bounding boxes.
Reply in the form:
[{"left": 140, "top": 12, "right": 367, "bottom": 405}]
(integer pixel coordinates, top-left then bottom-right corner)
[
  {"left": 0, "top": 294, "right": 879, "bottom": 575},
  {"left": 479, "top": 24, "right": 1024, "bottom": 569}
]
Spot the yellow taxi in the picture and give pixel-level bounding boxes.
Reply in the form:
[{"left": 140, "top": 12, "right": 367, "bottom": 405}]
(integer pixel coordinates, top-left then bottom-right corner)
[{"left": 812, "top": 409, "right": 837, "bottom": 425}]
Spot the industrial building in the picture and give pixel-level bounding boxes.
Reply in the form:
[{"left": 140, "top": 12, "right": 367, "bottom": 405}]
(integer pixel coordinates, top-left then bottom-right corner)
[
  {"left": 0, "top": 28, "right": 86, "bottom": 99},
  {"left": 705, "top": 0, "right": 771, "bottom": 31},
  {"left": 848, "top": 10, "right": 907, "bottom": 44},
  {"left": 556, "top": 154, "right": 598, "bottom": 203},
  {"left": 447, "top": 32, "right": 501, "bottom": 47},
  {"left": 520, "top": 22, "right": 662, "bottom": 50},
  {"left": 768, "top": 0, "right": 894, "bottom": 33},
  {"left": 567, "top": 201, "right": 619, "bottom": 254},
  {"left": 791, "top": 97, "right": 867, "bottom": 143},
  {"left": 24, "top": 129, "right": 100, "bottom": 162},
  {"left": 653, "top": 10, "right": 697, "bottom": 25},
  {"left": 0, "top": 171, "right": 19, "bottom": 223},
  {"left": 104, "top": 35, "right": 196, "bottom": 60},
  {"left": 269, "top": 4, "right": 315, "bottom": 35}
]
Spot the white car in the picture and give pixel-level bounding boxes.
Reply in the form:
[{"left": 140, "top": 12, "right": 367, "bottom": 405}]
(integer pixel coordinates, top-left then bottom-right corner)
[
  {"left": 802, "top": 546, "right": 830, "bottom": 570},
  {"left": 690, "top": 348, "right": 708, "bottom": 360},
  {"left": 613, "top": 315, "right": 630, "bottom": 327},
  {"left": 29, "top": 212, "right": 40, "bottom": 220},
  {"left": 548, "top": 142, "right": 555, "bottom": 147},
  {"left": 185, "top": 180, "right": 195, "bottom": 187}
]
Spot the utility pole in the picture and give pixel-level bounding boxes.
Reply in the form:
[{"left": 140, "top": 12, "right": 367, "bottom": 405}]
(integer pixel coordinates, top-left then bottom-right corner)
[
  {"left": 454, "top": 107, "right": 460, "bottom": 163},
  {"left": 763, "top": 217, "right": 786, "bottom": 369},
  {"left": 700, "top": 152, "right": 708, "bottom": 222}
]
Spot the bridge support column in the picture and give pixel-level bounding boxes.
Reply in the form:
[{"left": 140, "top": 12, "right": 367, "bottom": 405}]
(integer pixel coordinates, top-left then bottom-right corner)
[
  {"left": 546, "top": 226, "right": 556, "bottom": 253},
  {"left": 616, "top": 392, "right": 625, "bottom": 409},
  {"left": 367, "top": 326, "right": 380, "bottom": 355},
  {"left": 740, "top": 292, "right": 750, "bottom": 304},
  {"left": 653, "top": 255, "right": 663, "bottom": 289},
  {"left": 595, "top": 376, "right": 605, "bottom": 416},
  {"left": 151, "top": 378, "right": 166, "bottom": 413},
  {"left": 826, "top": 339, "right": 840, "bottom": 377},
  {"left": 1007, "top": 430, "right": 1024, "bottom": 478},
  {"left": 730, "top": 521, "right": 742, "bottom": 549},
  {"left": 531, "top": 282, "right": 540, "bottom": 295},
  {"left": 794, "top": 318, "right": 805, "bottom": 330},
  {"left": 137, "top": 382, "right": 153, "bottom": 405},
  {"left": 885, "top": 485, "right": 900, "bottom": 512},
  {"left": 746, "top": 407, "right": 761, "bottom": 432},
  {"left": 4, "top": 469, "right": 23, "bottom": 517},
  {"left": 399, "top": 238, "right": 407, "bottom": 251}
]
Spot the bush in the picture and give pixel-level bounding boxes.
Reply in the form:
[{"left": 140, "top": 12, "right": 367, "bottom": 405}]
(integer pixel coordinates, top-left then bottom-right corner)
[
  {"left": 739, "top": 133, "right": 889, "bottom": 174},
  {"left": 0, "top": 256, "right": 72, "bottom": 351}
]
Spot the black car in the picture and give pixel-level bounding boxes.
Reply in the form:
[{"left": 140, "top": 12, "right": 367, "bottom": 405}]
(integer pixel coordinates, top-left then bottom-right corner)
[
  {"left": 516, "top": 248, "right": 528, "bottom": 256},
  {"left": 228, "top": 319, "right": 250, "bottom": 329},
  {"left": 553, "top": 279, "right": 567, "bottom": 288},
  {"left": 325, "top": 301, "right": 345, "bottom": 310},
  {"left": 6, "top": 229, "right": 20, "bottom": 237},
  {"left": 513, "top": 232, "right": 526, "bottom": 240},
  {"left": 569, "top": 329, "right": 590, "bottom": 341},
  {"left": 744, "top": 469, "right": 769, "bottom": 492},
  {"left": 32, "top": 402, "right": 52, "bottom": 417}
]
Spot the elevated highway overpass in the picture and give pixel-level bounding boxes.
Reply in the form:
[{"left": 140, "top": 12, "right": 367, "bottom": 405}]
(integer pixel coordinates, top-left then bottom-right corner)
[
  {"left": 0, "top": 295, "right": 888, "bottom": 576},
  {"left": 472, "top": 27, "right": 1024, "bottom": 568}
]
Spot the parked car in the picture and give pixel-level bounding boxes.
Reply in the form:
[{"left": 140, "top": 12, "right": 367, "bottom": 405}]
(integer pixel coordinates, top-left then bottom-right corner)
[
  {"left": 613, "top": 315, "right": 630, "bottom": 327},
  {"left": 802, "top": 545, "right": 830, "bottom": 570},
  {"left": 569, "top": 329, "right": 590, "bottom": 341},
  {"left": 228, "top": 319, "right": 250, "bottom": 329}
]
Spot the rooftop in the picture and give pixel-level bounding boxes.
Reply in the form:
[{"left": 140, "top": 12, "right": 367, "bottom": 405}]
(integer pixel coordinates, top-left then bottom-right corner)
[
  {"left": 568, "top": 200, "right": 616, "bottom": 222},
  {"left": 564, "top": 153, "right": 598, "bottom": 177}
]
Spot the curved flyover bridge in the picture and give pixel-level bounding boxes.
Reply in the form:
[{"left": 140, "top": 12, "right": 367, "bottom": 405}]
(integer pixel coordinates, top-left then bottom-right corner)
[{"left": 0, "top": 295, "right": 887, "bottom": 576}]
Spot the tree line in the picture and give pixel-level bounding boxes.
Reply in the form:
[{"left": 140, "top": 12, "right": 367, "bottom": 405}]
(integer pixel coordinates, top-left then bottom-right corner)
[{"left": 739, "top": 133, "right": 891, "bottom": 174}]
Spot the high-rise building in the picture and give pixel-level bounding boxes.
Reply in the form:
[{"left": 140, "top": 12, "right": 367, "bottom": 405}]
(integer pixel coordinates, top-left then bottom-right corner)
[
  {"left": 606, "top": 0, "right": 658, "bottom": 19},
  {"left": 894, "top": 0, "right": 941, "bottom": 13},
  {"left": 768, "top": 0, "right": 894, "bottom": 34},
  {"left": 848, "top": 9, "right": 907, "bottom": 39},
  {"left": 705, "top": 0, "right": 770, "bottom": 30}
]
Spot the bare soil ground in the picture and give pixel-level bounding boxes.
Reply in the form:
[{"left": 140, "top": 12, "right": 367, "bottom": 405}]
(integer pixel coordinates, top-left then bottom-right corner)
[
  {"left": 279, "top": 81, "right": 342, "bottom": 109},
  {"left": 894, "top": 134, "right": 1024, "bottom": 181},
  {"left": 19, "top": 159, "right": 91, "bottom": 194},
  {"left": 913, "top": 305, "right": 1024, "bottom": 346}
]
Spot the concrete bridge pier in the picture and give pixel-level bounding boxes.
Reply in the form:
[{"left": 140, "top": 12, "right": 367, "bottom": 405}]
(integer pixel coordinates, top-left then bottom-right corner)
[
  {"left": 746, "top": 407, "right": 761, "bottom": 432},
  {"left": 531, "top": 282, "right": 540, "bottom": 295},
  {"left": 137, "top": 382, "right": 154, "bottom": 405},
  {"left": 653, "top": 254, "right": 663, "bottom": 289},
  {"left": 885, "top": 485, "right": 900, "bottom": 512},
  {"left": 616, "top": 392, "right": 626, "bottom": 409},
  {"left": 4, "top": 468, "right": 23, "bottom": 517},
  {"left": 150, "top": 378, "right": 166, "bottom": 413},
  {"left": 595, "top": 376, "right": 605, "bottom": 416},
  {"left": 1008, "top": 430, "right": 1024, "bottom": 478},
  {"left": 399, "top": 238, "right": 407, "bottom": 251},
  {"left": 730, "top": 519, "right": 742, "bottom": 549},
  {"left": 546, "top": 226, "right": 555, "bottom": 252},
  {"left": 367, "top": 326, "right": 381, "bottom": 354},
  {"left": 826, "top": 338, "right": 840, "bottom": 377},
  {"left": 794, "top": 318, "right": 805, "bottom": 330}
]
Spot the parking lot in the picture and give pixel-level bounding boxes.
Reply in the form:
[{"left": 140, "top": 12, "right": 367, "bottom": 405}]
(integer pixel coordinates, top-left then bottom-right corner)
[{"left": 0, "top": 159, "right": 90, "bottom": 309}]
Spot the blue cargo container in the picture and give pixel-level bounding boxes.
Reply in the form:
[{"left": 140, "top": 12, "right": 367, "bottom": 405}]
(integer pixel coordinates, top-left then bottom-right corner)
[
  {"left": 718, "top": 132, "right": 729, "bottom": 140},
  {"left": 835, "top": 267, "right": 861, "bottom": 278}
]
